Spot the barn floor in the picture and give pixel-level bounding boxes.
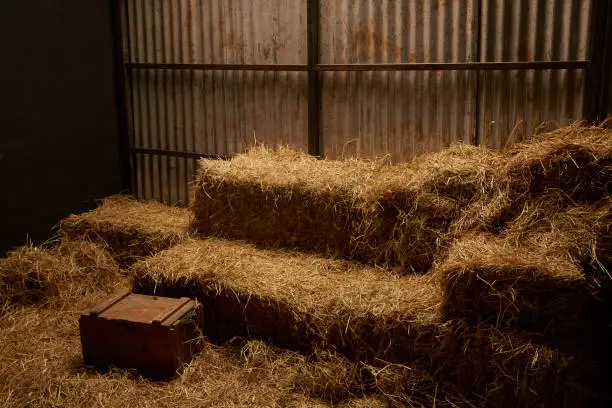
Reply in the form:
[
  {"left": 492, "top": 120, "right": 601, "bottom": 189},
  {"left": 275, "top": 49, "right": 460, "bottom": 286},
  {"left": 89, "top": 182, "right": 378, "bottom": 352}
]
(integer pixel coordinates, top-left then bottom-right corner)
[{"left": 0, "top": 275, "right": 390, "bottom": 408}]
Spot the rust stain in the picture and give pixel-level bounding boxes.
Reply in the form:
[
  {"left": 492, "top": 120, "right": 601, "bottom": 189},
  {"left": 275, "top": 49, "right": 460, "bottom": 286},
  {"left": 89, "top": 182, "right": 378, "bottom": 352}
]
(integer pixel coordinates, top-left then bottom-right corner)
[
  {"left": 433, "top": 0, "right": 448, "bottom": 12},
  {"left": 353, "top": 20, "right": 403, "bottom": 61},
  {"left": 368, "top": 20, "right": 375, "bottom": 48},
  {"left": 395, "top": 44, "right": 402, "bottom": 60}
]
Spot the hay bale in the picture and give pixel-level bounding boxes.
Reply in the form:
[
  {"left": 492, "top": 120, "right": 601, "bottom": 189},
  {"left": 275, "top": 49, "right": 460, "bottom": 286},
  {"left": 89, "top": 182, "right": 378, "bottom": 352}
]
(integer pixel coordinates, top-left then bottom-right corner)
[
  {"left": 502, "top": 194, "right": 612, "bottom": 276},
  {"left": 131, "top": 237, "right": 441, "bottom": 360},
  {"left": 437, "top": 233, "right": 591, "bottom": 336},
  {"left": 130, "top": 238, "right": 597, "bottom": 407},
  {"left": 0, "top": 245, "right": 61, "bottom": 306},
  {"left": 450, "top": 124, "right": 612, "bottom": 236},
  {"left": 438, "top": 196, "right": 612, "bottom": 339},
  {"left": 0, "top": 240, "right": 120, "bottom": 309},
  {"left": 58, "top": 195, "right": 190, "bottom": 267},
  {"left": 503, "top": 124, "right": 612, "bottom": 203},
  {"left": 191, "top": 145, "right": 499, "bottom": 272}
]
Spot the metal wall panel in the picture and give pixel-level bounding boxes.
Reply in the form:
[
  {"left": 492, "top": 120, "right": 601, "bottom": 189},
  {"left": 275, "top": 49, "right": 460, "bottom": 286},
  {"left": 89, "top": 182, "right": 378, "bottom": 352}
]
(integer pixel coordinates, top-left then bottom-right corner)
[
  {"left": 319, "top": 0, "right": 477, "bottom": 161},
  {"left": 125, "top": 0, "right": 308, "bottom": 204},
  {"left": 121, "top": 0, "right": 599, "bottom": 203},
  {"left": 477, "top": 0, "right": 592, "bottom": 147}
]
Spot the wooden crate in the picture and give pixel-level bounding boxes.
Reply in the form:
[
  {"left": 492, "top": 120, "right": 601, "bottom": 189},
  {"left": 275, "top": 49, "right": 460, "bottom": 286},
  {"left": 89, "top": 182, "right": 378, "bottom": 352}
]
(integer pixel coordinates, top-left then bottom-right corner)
[{"left": 79, "top": 291, "right": 204, "bottom": 379}]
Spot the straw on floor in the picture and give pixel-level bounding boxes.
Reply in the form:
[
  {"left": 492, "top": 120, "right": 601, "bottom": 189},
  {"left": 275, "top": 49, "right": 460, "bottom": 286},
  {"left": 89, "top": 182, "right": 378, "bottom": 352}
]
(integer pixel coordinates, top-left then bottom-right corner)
[
  {"left": 0, "top": 241, "right": 403, "bottom": 408},
  {"left": 0, "top": 306, "right": 399, "bottom": 408}
]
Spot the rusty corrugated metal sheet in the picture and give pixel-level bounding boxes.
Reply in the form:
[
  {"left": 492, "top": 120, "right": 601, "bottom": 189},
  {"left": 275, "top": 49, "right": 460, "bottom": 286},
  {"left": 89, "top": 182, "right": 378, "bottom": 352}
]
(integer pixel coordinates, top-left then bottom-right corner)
[
  {"left": 478, "top": 0, "right": 592, "bottom": 147},
  {"left": 320, "top": 0, "right": 478, "bottom": 161},
  {"left": 123, "top": 0, "right": 595, "bottom": 202},
  {"left": 319, "top": 0, "right": 592, "bottom": 159},
  {"left": 125, "top": 0, "right": 308, "bottom": 204}
]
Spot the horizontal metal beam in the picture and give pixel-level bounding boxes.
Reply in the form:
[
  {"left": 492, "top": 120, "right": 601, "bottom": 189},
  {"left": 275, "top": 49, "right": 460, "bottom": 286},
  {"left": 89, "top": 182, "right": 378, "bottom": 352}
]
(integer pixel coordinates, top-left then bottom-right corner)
[
  {"left": 126, "top": 63, "right": 308, "bottom": 71},
  {"left": 130, "top": 147, "right": 229, "bottom": 160},
  {"left": 314, "top": 61, "right": 589, "bottom": 71},
  {"left": 127, "top": 60, "right": 589, "bottom": 72}
]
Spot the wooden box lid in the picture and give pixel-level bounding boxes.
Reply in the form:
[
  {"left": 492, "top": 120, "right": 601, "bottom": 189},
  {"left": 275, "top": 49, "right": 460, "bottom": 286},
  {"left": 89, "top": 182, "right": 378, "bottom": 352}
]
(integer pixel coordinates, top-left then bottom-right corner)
[{"left": 83, "top": 291, "right": 196, "bottom": 327}]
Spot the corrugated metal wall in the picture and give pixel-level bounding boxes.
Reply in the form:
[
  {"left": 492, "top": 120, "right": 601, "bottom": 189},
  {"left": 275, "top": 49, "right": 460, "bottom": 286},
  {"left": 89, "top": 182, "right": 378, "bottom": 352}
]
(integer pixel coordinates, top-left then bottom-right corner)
[
  {"left": 477, "top": 0, "right": 591, "bottom": 147},
  {"left": 319, "top": 0, "right": 591, "bottom": 157},
  {"left": 122, "top": 0, "right": 596, "bottom": 203},
  {"left": 320, "top": 0, "right": 477, "bottom": 160},
  {"left": 125, "top": 0, "right": 308, "bottom": 204}
]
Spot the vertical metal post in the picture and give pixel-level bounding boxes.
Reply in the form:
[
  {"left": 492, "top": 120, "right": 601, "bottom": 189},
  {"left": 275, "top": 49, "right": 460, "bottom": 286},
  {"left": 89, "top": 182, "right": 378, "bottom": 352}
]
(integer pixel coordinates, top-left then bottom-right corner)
[
  {"left": 111, "top": 0, "right": 132, "bottom": 192},
  {"left": 473, "top": 0, "right": 482, "bottom": 146},
  {"left": 307, "top": 0, "right": 321, "bottom": 156},
  {"left": 584, "top": 0, "right": 612, "bottom": 123}
]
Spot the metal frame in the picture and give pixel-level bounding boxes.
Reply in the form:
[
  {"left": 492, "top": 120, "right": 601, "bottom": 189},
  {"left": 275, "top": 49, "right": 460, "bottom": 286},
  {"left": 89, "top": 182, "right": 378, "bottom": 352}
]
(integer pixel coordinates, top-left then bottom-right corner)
[
  {"left": 110, "top": 0, "right": 132, "bottom": 191},
  {"left": 127, "top": 60, "right": 588, "bottom": 72},
  {"left": 307, "top": 0, "right": 321, "bottom": 156},
  {"left": 131, "top": 147, "right": 228, "bottom": 160},
  {"left": 474, "top": 0, "right": 483, "bottom": 145},
  {"left": 116, "top": 0, "right": 609, "bottom": 168}
]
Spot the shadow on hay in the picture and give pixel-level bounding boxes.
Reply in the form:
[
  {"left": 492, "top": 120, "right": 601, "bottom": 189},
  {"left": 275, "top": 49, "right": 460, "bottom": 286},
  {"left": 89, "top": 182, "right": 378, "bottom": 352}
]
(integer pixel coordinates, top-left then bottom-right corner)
[
  {"left": 132, "top": 275, "right": 602, "bottom": 408},
  {"left": 132, "top": 277, "right": 313, "bottom": 353}
]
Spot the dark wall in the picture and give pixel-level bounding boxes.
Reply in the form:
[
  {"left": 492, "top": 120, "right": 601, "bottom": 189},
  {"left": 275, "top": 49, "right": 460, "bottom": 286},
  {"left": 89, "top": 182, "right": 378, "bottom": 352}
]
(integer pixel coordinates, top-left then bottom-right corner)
[
  {"left": 598, "top": 0, "right": 612, "bottom": 120},
  {"left": 0, "top": 1, "right": 124, "bottom": 255}
]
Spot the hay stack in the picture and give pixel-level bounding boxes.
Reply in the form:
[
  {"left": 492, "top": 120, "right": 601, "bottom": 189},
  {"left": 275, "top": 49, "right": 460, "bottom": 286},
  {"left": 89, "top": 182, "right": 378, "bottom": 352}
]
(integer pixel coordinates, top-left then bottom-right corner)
[
  {"left": 504, "top": 124, "right": 612, "bottom": 203},
  {"left": 191, "top": 145, "right": 499, "bottom": 272},
  {"left": 131, "top": 237, "right": 441, "bottom": 359},
  {"left": 453, "top": 124, "right": 612, "bottom": 234},
  {"left": 438, "top": 194, "right": 612, "bottom": 341},
  {"left": 0, "top": 240, "right": 120, "bottom": 309},
  {"left": 131, "top": 238, "right": 597, "bottom": 407},
  {"left": 436, "top": 233, "right": 591, "bottom": 337},
  {"left": 58, "top": 195, "right": 190, "bottom": 267},
  {"left": 502, "top": 194, "right": 612, "bottom": 275}
]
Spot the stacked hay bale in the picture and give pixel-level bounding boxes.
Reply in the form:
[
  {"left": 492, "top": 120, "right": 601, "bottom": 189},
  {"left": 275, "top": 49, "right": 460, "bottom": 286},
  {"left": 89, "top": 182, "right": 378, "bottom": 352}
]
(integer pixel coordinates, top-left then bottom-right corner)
[
  {"left": 435, "top": 125, "right": 612, "bottom": 404},
  {"left": 439, "top": 199, "right": 610, "bottom": 333},
  {"left": 16, "top": 123, "right": 606, "bottom": 406},
  {"left": 438, "top": 126, "right": 612, "bottom": 339},
  {"left": 453, "top": 123, "right": 611, "bottom": 233},
  {"left": 58, "top": 195, "right": 191, "bottom": 267},
  {"left": 184, "top": 123, "right": 611, "bottom": 406},
  {"left": 131, "top": 238, "right": 440, "bottom": 357},
  {"left": 130, "top": 238, "right": 595, "bottom": 407},
  {"left": 504, "top": 125, "right": 611, "bottom": 203},
  {"left": 0, "top": 240, "right": 122, "bottom": 312},
  {"left": 191, "top": 144, "right": 500, "bottom": 272}
]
